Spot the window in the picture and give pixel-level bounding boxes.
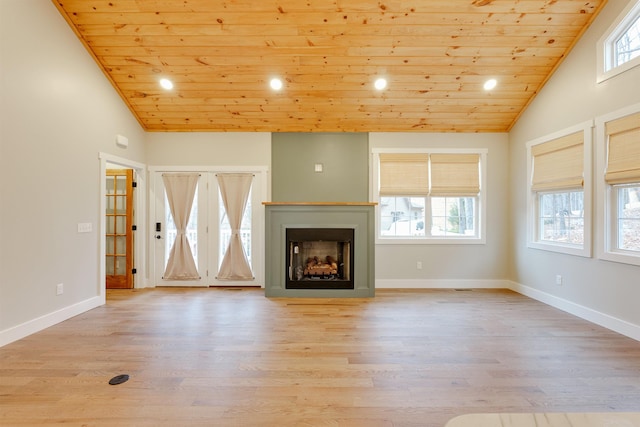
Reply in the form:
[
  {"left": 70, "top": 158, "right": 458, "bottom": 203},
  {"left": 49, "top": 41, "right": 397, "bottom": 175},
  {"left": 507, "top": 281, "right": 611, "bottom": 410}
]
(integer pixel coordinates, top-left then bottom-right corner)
[
  {"left": 373, "top": 149, "right": 486, "bottom": 244},
  {"left": 597, "top": 106, "right": 640, "bottom": 265},
  {"left": 615, "top": 15, "right": 640, "bottom": 66},
  {"left": 597, "top": 0, "right": 640, "bottom": 82},
  {"left": 537, "top": 191, "right": 585, "bottom": 245},
  {"left": 526, "top": 122, "right": 593, "bottom": 257},
  {"left": 613, "top": 184, "right": 640, "bottom": 252}
]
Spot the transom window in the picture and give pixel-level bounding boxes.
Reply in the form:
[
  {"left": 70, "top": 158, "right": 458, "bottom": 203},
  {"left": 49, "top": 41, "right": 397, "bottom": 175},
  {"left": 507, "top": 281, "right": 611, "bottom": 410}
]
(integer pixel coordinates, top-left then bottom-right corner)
[
  {"left": 598, "top": 0, "right": 640, "bottom": 82},
  {"left": 615, "top": 14, "right": 640, "bottom": 67},
  {"left": 373, "top": 149, "right": 486, "bottom": 244}
]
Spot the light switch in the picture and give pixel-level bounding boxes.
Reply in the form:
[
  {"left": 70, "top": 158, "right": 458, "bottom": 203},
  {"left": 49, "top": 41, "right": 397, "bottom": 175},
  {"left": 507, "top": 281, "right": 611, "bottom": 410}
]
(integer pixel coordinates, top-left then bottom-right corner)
[
  {"left": 77, "top": 222, "right": 92, "bottom": 233},
  {"left": 314, "top": 163, "right": 323, "bottom": 172}
]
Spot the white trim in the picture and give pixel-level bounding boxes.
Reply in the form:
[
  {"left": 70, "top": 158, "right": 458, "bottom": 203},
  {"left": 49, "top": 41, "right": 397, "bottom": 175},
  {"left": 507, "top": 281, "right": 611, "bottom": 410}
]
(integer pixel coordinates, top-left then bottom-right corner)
[
  {"left": 595, "top": 102, "right": 640, "bottom": 266},
  {"left": 597, "top": 0, "right": 640, "bottom": 83},
  {"left": 99, "top": 152, "right": 149, "bottom": 289},
  {"left": 509, "top": 281, "right": 640, "bottom": 342},
  {"left": 148, "top": 165, "right": 269, "bottom": 173},
  {"left": 0, "top": 297, "right": 102, "bottom": 347},
  {"left": 525, "top": 120, "right": 594, "bottom": 258},
  {"left": 376, "top": 279, "right": 509, "bottom": 289}
]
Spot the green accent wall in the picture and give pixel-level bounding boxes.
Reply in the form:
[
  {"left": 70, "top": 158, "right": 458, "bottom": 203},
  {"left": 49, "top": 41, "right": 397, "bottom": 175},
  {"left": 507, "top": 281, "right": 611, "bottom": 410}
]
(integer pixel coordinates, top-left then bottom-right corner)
[{"left": 271, "top": 133, "right": 369, "bottom": 202}]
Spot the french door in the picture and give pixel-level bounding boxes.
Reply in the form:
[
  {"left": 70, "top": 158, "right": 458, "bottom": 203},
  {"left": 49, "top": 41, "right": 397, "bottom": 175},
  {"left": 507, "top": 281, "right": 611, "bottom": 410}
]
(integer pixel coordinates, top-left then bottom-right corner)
[
  {"left": 153, "top": 172, "right": 208, "bottom": 286},
  {"left": 151, "top": 170, "right": 264, "bottom": 287},
  {"left": 106, "top": 169, "right": 134, "bottom": 289}
]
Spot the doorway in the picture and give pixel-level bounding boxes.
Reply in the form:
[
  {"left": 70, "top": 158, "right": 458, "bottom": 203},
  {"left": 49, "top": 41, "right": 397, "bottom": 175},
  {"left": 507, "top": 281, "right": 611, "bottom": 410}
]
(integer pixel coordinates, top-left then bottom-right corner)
[
  {"left": 150, "top": 168, "right": 266, "bottom": 288},
  {"left": 99, "top": 153, "right": 147, "bottom": 300},
  {"left": 105, "top": 168, "right": 134, "bottom": 289}
]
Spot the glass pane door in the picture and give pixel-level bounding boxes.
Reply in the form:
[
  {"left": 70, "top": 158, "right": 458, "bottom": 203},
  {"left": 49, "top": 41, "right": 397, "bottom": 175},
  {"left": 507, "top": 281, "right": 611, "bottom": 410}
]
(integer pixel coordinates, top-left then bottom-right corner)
[{"left": 106, "top": 169, "right": 133, "bottom": 289}]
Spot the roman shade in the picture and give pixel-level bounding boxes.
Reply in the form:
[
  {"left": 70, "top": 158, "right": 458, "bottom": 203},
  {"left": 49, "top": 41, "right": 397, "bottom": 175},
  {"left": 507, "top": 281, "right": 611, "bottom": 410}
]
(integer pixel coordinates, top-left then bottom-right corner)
[
  {"left": 531, "top": 131, "right": 584, "bottom": 192},
  {"left": 604, "top": 111, "right": 640, "bottom": 185},
  {"left": 429, "top": 153, "right": 480, "bottom": 196},
  {"left": 379, "top": 153, "right": 429, "bottom": 196}
]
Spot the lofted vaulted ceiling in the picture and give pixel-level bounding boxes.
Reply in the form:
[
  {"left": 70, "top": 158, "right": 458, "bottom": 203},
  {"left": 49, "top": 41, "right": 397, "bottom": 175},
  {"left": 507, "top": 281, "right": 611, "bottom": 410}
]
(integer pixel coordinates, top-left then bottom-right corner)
[{"left": 53, "top": 0, "right": 607, "bottom": 133}]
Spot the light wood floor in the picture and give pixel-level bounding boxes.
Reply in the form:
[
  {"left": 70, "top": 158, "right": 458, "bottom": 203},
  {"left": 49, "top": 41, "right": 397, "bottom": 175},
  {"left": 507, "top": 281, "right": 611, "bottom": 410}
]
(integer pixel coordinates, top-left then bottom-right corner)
[{"left": 2, "top": 288, "right": 640, "bottom": 427}]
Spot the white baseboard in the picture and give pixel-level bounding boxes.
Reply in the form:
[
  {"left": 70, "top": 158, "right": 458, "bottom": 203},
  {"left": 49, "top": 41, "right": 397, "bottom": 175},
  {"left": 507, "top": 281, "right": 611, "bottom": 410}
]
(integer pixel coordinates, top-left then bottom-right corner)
[
  {"left": 376, "top": 279, "right": 511, "bottom": 289},
  {"left": 508, "top": 281, "right": 640, "bottom": 342},
  {"left": 0, "top": 296, "right": 104, "bottom": 347}
]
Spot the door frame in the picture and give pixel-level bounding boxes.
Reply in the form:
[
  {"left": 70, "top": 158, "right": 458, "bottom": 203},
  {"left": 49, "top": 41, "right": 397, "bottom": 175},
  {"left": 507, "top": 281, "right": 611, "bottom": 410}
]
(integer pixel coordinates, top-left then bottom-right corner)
[
  {"left": 149, "top": 165, "right": 267, "bottom": 288},
  {"left": 99, "top": 153, "right": 147, "bottom": 302},
  {"left": 105, "top": 168, "right": 135, "bottom": 289}
]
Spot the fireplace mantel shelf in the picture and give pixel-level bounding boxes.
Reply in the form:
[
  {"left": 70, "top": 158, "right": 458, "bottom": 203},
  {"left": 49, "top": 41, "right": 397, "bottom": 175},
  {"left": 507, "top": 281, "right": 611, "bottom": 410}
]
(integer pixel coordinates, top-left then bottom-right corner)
[{"left": 263, "top": 202, "right": 377, "bottom": 206}]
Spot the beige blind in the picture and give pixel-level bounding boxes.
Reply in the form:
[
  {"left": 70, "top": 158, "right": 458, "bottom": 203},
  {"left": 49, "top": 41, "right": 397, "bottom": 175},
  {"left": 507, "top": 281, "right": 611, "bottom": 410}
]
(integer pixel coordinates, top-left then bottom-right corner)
[
  {"left": 379, "top": 153, "right": 429, "bottom": 196},
  {"left": 531, "top": 131, "right": 584, "bottom": 192},
  {"left": 430, "top": 153, "right": 480, "bottom": 196},
  {"left": 605, "top": 112, "right": 640, "bottom": 184}
]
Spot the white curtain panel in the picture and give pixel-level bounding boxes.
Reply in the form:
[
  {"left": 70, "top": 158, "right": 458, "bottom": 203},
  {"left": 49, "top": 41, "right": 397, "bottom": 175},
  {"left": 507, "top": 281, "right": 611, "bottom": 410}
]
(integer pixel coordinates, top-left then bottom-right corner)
[
  {"left": 217, "top": 173, "right": 254, "bottom": 280},
  {"left": 162, "top": 173, "right": 200, "bottom": 280}
]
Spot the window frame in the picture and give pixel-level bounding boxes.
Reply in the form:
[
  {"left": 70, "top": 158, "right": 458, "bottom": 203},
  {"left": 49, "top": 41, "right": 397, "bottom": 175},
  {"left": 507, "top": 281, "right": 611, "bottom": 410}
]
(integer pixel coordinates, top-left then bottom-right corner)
[
  {"left": 597, "top": 0, "right": 640, "bottom": 83},
  {"left": 372, "top": 148, "right": 487, "bottom": 245},
  {"left": 596, "top": 102, "right": 640, "bottom": 266},
  {"left": 526, "top": 121, "right": 593, "bottom": 257}
]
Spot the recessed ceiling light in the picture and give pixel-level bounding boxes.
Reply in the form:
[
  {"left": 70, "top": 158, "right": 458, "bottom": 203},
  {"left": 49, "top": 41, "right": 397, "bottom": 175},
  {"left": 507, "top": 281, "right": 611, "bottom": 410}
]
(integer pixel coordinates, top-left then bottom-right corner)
[
  {"left": 270, "top": 78, "right": 283, "bottom": 91},
  {"left": 483, "top": 78, "right": 497, "bottom": 91},
  {"left": 374, "top": 78, "right": 387, "bottom": 90},
  {"left": 159, "top": 78, "right": 173, "bottom": 90}
]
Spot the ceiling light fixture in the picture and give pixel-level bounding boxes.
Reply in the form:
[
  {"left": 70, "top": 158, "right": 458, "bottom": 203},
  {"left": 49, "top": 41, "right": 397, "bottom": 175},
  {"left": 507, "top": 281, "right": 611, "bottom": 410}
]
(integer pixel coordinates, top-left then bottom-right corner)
[
  {"left": 270, "top": 78, "right": 283, "bottom": 91},
  {"left": 483, "top": 78, "right": 497, "bottom": 91},
  {"left": 159, "top": 78, "right": 174, "bottom": 90},
  {"left": 374, "top": 78, "right": 387, "bottom": 90}
]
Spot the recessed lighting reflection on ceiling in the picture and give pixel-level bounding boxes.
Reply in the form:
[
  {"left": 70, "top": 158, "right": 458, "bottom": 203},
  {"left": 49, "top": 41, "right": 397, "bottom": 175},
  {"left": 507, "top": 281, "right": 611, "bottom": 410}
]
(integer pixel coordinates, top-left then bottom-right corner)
[
  {"left": 483, "top": 78, "right": 497, "bottom": 91},
  {"left": 374, "top": 78, "right": 388, "bottom": 90},
  {"left": 159, "top": 78, "right": 174, "bottom": 90},
  {"left": 270, "top": 78, "right": 283, "bottom": 91}
]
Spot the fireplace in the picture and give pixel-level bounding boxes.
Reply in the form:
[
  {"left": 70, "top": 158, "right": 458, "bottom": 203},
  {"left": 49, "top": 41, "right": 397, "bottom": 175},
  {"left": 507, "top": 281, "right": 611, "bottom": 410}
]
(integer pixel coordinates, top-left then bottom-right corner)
[
  {"left": 286, "top": 228, "right": 354, "bottom": 289},
  {"left": 264, "top": 202, "right": 375, "bottom": 297}
]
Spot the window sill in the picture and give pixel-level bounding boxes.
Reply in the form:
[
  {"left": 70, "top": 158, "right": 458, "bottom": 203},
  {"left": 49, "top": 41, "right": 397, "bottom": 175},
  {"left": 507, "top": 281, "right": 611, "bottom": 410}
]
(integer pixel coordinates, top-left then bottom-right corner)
[
  {"left": 597, "top": 59, "right": 640, "bottom": 84},
  {"left": 528, "top": 240, "right": 591, "bottom": 257},
  {"left": 599, "top": 250, "right": 640, "bottom": 267},
  {"left": 376, "top": 236, "right": 485, "bottom": 245}
]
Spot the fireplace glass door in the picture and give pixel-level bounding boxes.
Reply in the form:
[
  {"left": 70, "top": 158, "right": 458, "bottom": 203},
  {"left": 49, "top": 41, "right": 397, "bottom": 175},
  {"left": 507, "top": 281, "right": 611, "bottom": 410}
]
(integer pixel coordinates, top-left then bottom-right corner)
[{"left": 286, "top": 228, "right": 354, "bottom": 289}]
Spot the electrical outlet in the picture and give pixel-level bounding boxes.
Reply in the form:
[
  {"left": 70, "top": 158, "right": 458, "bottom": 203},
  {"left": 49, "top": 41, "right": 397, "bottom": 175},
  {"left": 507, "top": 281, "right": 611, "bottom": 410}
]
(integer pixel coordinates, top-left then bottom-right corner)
[
  {"left": 555, "top": 275, "right": 563, "bottom": 286},
  {"left": 56, "top": 283, "right": 64, "bottom": 295},
  {"left": 417, "top": 261, "right": 423, "bottom": 270}
]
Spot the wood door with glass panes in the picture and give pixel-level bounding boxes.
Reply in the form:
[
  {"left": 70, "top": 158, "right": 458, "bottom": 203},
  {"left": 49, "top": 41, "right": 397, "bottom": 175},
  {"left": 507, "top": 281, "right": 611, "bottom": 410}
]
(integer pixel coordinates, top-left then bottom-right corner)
[{"left": 106, "top": 169, "right": 134, "bottom": 289}]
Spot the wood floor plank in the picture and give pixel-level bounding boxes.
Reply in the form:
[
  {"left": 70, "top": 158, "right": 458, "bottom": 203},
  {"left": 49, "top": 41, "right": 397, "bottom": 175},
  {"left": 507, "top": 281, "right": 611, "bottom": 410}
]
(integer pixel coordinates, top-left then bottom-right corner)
[{"left": 1, "top": 288, "right": 640, "bottom": 426}]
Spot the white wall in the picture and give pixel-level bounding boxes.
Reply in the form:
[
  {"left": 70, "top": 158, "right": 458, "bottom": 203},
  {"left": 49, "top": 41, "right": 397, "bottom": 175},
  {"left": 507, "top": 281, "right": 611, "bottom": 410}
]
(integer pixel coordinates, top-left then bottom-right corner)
[
  {"left": 509, "top": 0, "right": 640, "bottom": 336},
  {"left": 0, "top": 0, "right": 146, "bottom": 345},
  {"left": 145, "top": 132, "right": 271, "bottom": 167},
  {"left": 370, "top": 132, "right": 511, "bottom": 287}
]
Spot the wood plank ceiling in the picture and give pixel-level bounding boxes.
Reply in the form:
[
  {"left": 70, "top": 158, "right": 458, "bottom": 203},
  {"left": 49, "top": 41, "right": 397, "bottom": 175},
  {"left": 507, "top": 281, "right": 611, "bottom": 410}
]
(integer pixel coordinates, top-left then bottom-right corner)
[{"left": 53, "top": 0, "right": 607, "bottom": 133}]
